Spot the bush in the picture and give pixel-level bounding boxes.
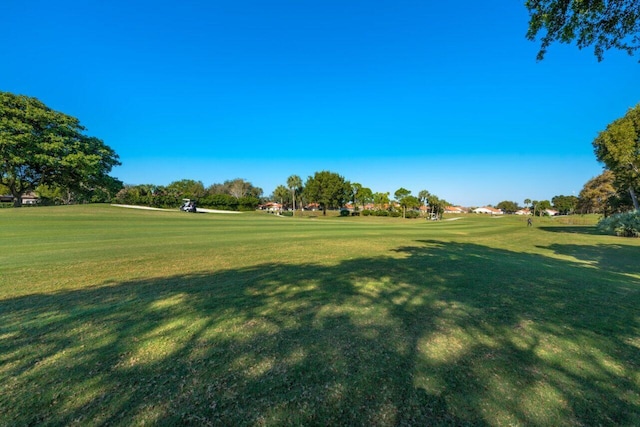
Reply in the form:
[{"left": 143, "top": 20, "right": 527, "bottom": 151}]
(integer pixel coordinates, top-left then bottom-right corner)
[
  {"left": 339, "top": 209, "right": 350, "bottom": 217},
  {"left": 405, "top": 211, "right": 420, "bottom": 219},
  {"left": 597, "top": 211, "right": 640, "bottom": 237},
  {"left": 362, "top": 210, "right": 372, "bottom": 216}
]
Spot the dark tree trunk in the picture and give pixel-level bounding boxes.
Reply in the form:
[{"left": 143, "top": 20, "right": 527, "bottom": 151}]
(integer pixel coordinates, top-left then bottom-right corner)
[{"left": 630, "top": 186, "right": 639, "bottom": 211}]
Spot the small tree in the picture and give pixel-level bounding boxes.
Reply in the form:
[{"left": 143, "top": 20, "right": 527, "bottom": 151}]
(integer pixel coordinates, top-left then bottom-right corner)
[
  {"left": 427, "top": 194, "right": 446, "bottom": 219},
  {"left": 372, "top": 192, "right": 390, "bottom": 211},
  {"left": 354, "top": 184, "right": 373, "bottom": 210},
  {"left": 273, "top": 185, "right": 290, "bottom": 211},
  {"left": 401, "top": 195, "right": 421, "bottom": 218},
  {"left": 394, "top": 187, "right": 411, "bottom": 218}
]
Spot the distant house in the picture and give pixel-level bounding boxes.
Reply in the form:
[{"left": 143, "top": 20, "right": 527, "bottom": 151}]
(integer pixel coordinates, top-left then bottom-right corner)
[
  {"left": 0, "top": 193, "right": 39, "bottom": 205},
  {"left": 515, "top": 208, "right": 531, "bottom": 216},
  {"left": 22, "top": 193, "right": 39, "bottom": 205},
  {"left": 544, "top": 209, "right": 559, "bottom": 216},
  {"left": 472, "top": 206, "right": 503, "bottom": 215},
  {"left": 445, "top": 206, "right": 466, "bottom": 214},
  {"left": 259, "top": 202, "right": 283, "bottom": 212}
]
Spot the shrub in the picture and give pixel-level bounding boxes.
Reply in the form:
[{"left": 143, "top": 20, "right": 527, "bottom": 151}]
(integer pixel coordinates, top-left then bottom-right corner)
[
  {"left": 339, "top": 209, "right": 350, "bottom": 217},
  {"left": 362, "top": 210, "right": 372, "bottom": 216},
  {"left": 597, "top": 211, "right": 640, "bottom": 237},
  {"left": 405, "top": 211, "right": 420, "bottom": 219},
  {"left": 238, "top": 196, "right": 260, "bottom": 211}
]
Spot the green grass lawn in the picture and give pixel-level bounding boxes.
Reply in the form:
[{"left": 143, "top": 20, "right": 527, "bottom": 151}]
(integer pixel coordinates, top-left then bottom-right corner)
[{"left": 1, "top": 205, "right": 639, "bottom": 426}]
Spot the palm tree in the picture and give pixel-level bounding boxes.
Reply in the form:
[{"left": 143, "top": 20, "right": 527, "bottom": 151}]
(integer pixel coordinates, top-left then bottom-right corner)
[
  {"left": 419, "top": 190, "right": 431, "bottom": 217},
  {"left": 287, "top": 175, "right": 302, "bottom": 216},
  {"left": 273, "top": 185, "right": 289, "bottom": 213}
]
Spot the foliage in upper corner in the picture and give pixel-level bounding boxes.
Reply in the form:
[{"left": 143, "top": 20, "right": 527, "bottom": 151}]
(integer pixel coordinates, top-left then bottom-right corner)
[
  {"left": 526, "top": 0, "right": 640, "bottom": 61},
  {"left": 597, "top": 210, "right": 640, "bottom": 237}
]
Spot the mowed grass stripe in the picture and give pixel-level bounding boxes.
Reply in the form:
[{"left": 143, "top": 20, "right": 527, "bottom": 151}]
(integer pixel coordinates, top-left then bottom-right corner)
[{"left": 0, "top": 205, "right": 638, "bottom": 426}]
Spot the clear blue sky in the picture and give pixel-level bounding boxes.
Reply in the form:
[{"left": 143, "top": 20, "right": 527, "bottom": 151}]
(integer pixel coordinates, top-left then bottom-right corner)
[{"left": 2, "top": 0, "right": 638, "bottom": 206}]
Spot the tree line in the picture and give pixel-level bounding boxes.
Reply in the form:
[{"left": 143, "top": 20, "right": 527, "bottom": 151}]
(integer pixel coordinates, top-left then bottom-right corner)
[
  {"left": 2, "top": 90, "right": 638, "bottom": 218},
  {"left": 114, "top": 179, "right": 262, "bottom": 211},
  {"left": 270, "top": 171, "right": 450, "bottom": 219}
]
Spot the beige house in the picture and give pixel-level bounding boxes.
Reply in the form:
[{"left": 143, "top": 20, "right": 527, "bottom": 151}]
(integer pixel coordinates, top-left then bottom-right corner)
[{"left": 472, "top": 206, "right": 503, "bottom": 215}]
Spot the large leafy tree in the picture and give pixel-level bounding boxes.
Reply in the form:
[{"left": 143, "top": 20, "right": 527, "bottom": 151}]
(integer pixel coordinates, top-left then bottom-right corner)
[
  {"left": 526, "top": 0, "right": 640, "bottom": 61},
  {"left": 1, "top": 91, "right": 120, "bottom": 206},
  {"left": 207, "top": 179, "right": 263, "bottom": 199},
  {"left": 496, "top": 200, "right": 519, "bottom": 214},
  {"left": 593, "top": 104, "right": 640, "bottom": 210},
  {"left": 303, "top": 171, "right": 350, "bottom": 216},
  {"left": 552, "top": 194, "right": 579, "bottom": 214},
  {"left": 167, "top": 179, "right": 206, "bottom": 200},
  {"left": 578, "top": 170, "right": 628, "bottom": 214}
]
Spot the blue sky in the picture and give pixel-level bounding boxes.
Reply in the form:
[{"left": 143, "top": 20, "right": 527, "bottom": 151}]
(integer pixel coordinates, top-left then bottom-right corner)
[{"left": 2, "top": 0, "right": 638, "bottom": 206}]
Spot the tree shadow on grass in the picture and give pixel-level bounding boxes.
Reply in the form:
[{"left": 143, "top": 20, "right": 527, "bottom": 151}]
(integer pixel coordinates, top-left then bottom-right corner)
[
  {"left": 1, "top": 241, "right": 639, "bottom": 426},
  {"left": 541, "top": 242, "right": 640, "bottom": 276},
  {"left": 538, "top": 225, "right": 602, "bottom": 236}
]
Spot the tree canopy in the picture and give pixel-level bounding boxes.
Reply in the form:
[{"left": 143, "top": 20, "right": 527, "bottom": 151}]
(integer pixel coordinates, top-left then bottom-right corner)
[
  {"left": 552, "top": 195, "right": 579, "bottom": 215},
  {"left": 593, "top": 103, "right": 640, "bottom": 210},
  {"left": 303, "top": 171, "right": 350, "bottom": 216},
  {"left": 496, "top": 200, "right": 519, "bottom": 214},
  {"left": 525, "top": 0, "right": 640, "bottom": 61},
  {"left": 577, "top": 170, "right": 616, "bottom": 213},
  {"left": 167, "top": 179, "right": 206, "bottom": 199},
  {"left": 351, "top": 183, "right": 373, "bottom": 210},
  {"left": 1, "top": 91, "right": 121, "bottom": 206},
  {"left": 394, "top": 187, "right": 412, "bottom": 218}
]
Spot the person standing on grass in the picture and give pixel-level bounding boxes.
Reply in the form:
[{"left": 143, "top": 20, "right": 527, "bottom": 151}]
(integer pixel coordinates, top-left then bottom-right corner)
[{"left": 527, "top": 217, "right": 532, "bottom": 227}]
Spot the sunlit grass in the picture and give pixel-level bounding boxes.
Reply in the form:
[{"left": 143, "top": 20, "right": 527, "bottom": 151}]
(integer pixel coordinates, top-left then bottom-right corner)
[{"left": 0, "top": 205, "right": 638, "bottom": 425}]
